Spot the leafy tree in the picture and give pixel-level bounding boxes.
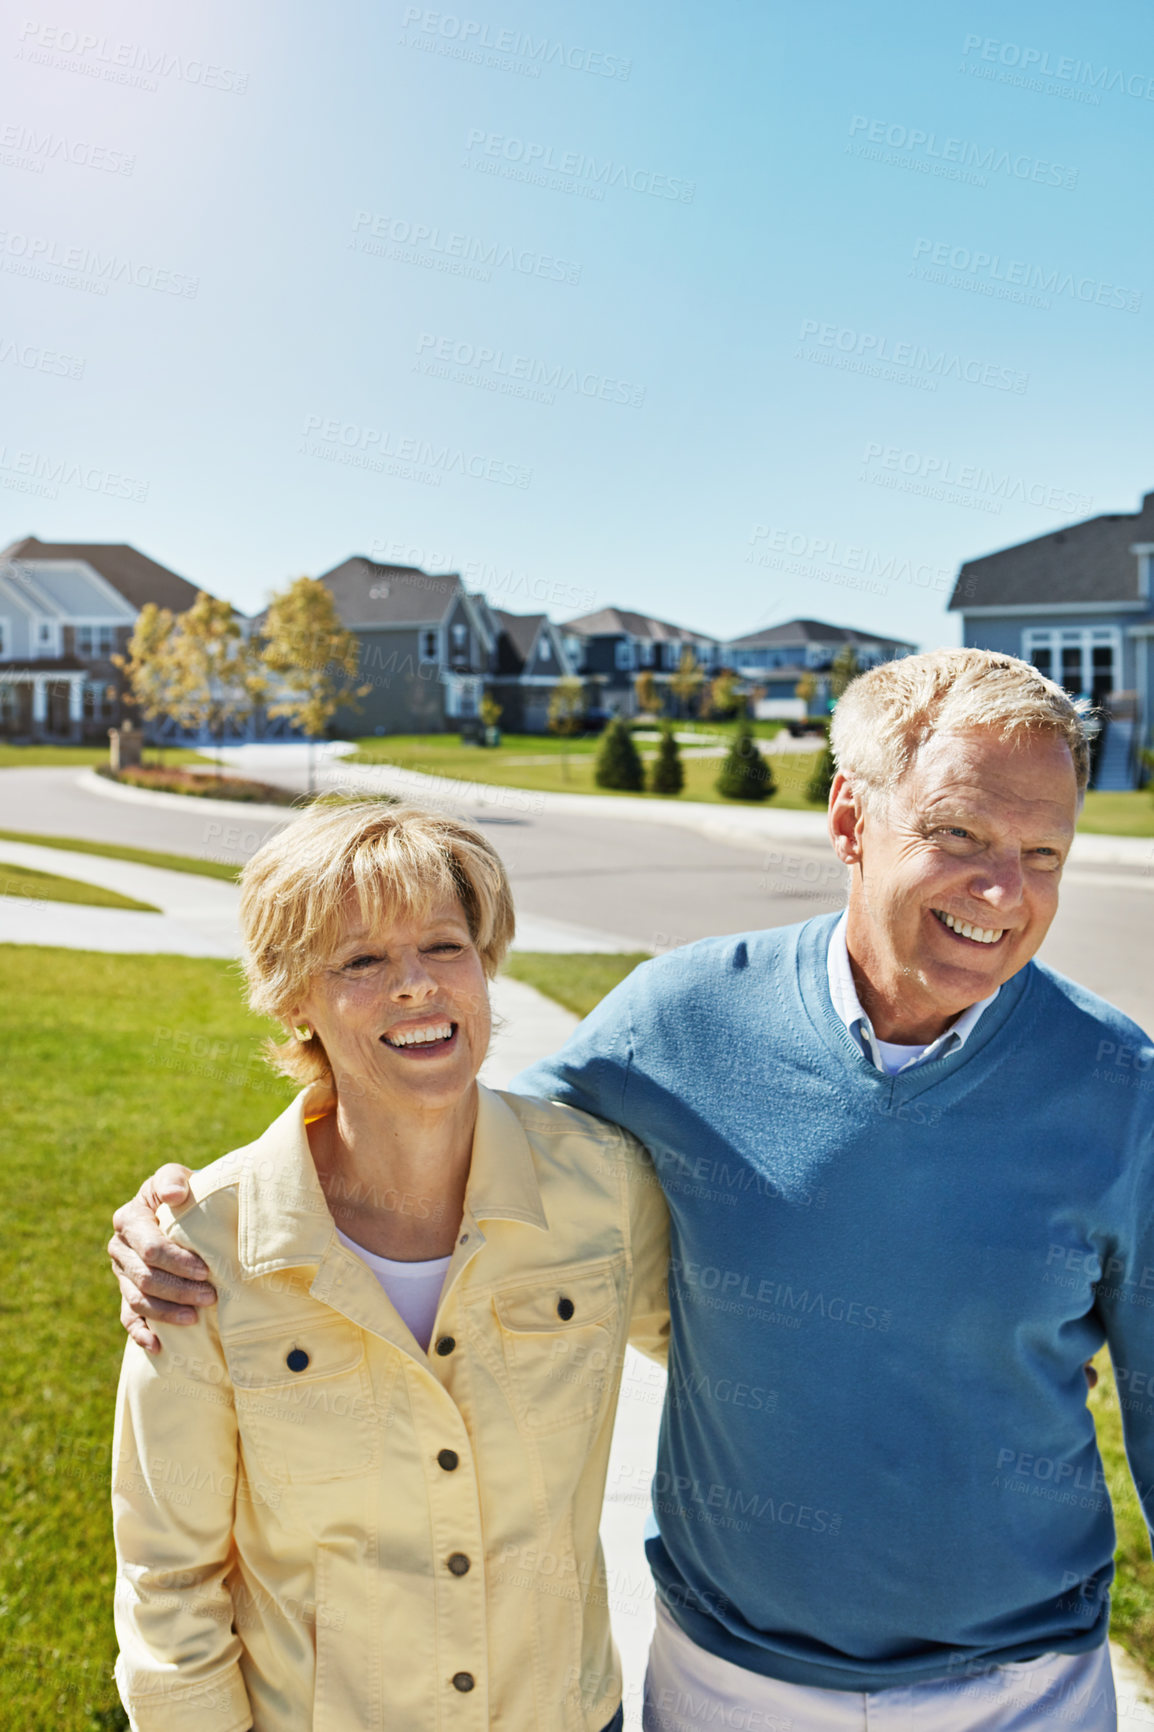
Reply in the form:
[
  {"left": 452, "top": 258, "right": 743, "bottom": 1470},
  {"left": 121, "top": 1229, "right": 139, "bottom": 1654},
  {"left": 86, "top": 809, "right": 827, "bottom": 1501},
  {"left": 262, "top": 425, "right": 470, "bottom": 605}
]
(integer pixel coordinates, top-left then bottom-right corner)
[
  {"left": 649, "top": 724, "right": 684, "bottom": 796},
  {"left": 830, "top": 645, "right": 861, "bottom": 701},
  {"left": 547, "top": 675, "right": 586, "bottom": 781},
  {"left": 595, "top": 716, "right": 645, "bottom": 791},
  {"left": 162, "top": 593, "right": 266, "bottom": 763},
  {"left": 806, "top": 743, "right": 836, "bottom": 806},
  {"left": 705, "top": 669, "right": 744, "bottom": 721},
  {"left": 669, "top": 647, "right": 705, "bottom": 719},
  {"left": 479, "top": 691, "right": 503, "bottom": 731},
  {"left": 634, "top": 668, "right": 659, "bottom": 716},
  {"left": 261, "top": 576, "right": 367, "bottom": 787},
  {"left": 113, "top": 604, "right": 183, "bottom": 760},
  {"left": 794, "top": 671, "right": 817, "bottom": 706},
  {"left": 715, "top": 721, "right": 776, "bottom": 802}
]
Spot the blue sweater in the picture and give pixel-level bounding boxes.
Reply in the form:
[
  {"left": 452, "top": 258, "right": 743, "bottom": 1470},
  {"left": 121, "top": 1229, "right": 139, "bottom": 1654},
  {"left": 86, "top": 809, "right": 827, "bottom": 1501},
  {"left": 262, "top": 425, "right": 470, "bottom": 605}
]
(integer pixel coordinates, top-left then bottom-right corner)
[{"left": 514, "top": 912, "right": 1154, "bottom": 1691}]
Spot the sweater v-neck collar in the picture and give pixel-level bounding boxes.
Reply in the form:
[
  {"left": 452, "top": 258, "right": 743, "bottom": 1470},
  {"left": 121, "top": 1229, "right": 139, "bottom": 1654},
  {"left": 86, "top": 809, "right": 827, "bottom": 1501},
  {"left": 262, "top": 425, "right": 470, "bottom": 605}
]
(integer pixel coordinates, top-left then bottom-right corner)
[{"left": 794, "top": 911, "right": 1033, "bottom": 1090}]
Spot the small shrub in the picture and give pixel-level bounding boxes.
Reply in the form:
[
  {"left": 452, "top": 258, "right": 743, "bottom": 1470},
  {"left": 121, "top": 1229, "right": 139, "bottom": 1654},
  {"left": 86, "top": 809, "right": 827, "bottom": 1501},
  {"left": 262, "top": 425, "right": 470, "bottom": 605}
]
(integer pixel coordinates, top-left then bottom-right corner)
[
  {"left": 806, "top": 744, "right": 836, "bottom": 806},
  {"left": 715, "top": 723, "right": 775, "bottom": 801},
  {"left": 594, "top": 717, "right": 645, "bottom": 791},
  {"left": 649, "top": 726, "right": 684, "bottom": 796},
  {"left": 97, "top": 766, "right": 300, "bottom": 806}
]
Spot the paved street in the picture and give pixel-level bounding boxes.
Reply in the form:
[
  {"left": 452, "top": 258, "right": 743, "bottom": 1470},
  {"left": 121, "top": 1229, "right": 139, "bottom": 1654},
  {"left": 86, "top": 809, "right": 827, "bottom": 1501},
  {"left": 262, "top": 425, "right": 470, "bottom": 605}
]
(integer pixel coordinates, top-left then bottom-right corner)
[{"left": 4, "top": 766, "right": 1154, "bottom": 1026}]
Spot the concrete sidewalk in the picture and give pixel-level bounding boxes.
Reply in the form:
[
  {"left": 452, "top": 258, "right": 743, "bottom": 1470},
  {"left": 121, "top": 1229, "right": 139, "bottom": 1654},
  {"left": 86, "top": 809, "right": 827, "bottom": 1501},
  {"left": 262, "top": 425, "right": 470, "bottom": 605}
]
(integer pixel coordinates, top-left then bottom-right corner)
[
  {"left": 0, "top": 840, "right": 644, "bottom": 957},
  {"left": 83, "top": 750, "right": 1154, "bottom": 871}
]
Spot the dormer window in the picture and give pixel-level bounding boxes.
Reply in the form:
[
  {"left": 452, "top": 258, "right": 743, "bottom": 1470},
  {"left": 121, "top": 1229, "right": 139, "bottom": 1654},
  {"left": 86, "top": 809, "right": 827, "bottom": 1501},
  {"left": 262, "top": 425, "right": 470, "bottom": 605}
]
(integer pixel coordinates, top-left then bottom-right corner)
[{"left": 539, "top": 636, "right": 551, "bottom": 660}]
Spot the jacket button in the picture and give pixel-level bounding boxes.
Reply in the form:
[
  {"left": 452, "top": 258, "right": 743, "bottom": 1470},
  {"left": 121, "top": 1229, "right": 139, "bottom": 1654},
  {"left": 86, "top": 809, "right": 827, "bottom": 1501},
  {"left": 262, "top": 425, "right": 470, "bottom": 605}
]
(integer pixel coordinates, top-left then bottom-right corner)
[
  {"left": 447, "top": 1552, "right": 471, "bottom": 1576},
  {"left": 435, "top": 1335, "right": 456, "bottom": 1357},
  {"left": 286, "top": 1348, "right": 309, "bottom": 1372},
  {"left": 437, "top": 1449, "right": 460, "bottom": 1472},
  {"left": 452, "top": 1672, "right": 475, "bottom": 1692},
  {"left": 557, "top": 1296, "right": 575, "bottom": 1321}
]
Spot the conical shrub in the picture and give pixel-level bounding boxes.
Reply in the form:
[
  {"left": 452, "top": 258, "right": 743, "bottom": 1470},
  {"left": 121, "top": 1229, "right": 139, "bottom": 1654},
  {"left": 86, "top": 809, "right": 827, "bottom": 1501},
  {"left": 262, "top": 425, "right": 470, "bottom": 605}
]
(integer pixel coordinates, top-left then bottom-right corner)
[
  {"left": 715, "top": 722, "right": 775, "bottom": 802},
  {"left": 649, "top": 725, "right": 684, "bottom": 795},
  {"left": 806, "top": 743, "right": 835, "bottom": 806},
  {"left": 594, "top": 716, "right": 645, "bottom": 791}
]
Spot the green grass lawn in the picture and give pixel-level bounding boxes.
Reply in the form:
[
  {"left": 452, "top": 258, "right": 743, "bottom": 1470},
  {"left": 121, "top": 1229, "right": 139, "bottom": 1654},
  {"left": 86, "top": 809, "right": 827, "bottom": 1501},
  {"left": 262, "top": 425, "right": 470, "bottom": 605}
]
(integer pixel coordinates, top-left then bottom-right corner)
[
  {"left": 0, "top": 862, "right": 158, "bottom": 912},
  {"left": 350, "top": 733, "right": 826, "bottom": 808},
  {"left": 4, "top": 944, "right": 1154, "bottom": 1726},
  {"left": 0, "top": 831, "right": 242, "bottom": 883},
  {"left": 502, "top": 951, "right": 649, "bottom": 1017},
  {"left": 1089, "top": 1348, "right": 1154, "bottom": 1663},
  {"left": 0, "top": 746, "right": 211, "bottom": 769},
  {"left": 0, "top": 947, "right": 291, "bottom": 1729},
  {"left": 1077, "top": 791, "right": 1154, "bottom": 837}
]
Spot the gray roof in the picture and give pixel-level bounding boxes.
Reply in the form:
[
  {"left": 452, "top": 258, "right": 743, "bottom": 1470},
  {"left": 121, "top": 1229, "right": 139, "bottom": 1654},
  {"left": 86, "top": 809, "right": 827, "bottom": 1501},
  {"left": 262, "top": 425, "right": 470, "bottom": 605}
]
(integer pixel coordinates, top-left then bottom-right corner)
[
  {"left": 727, "top": 618, "right": 914, "bottom": 650},
  {"left": 315, "top": 557, "right": 462, "bottom": 627},
  {"left": 492, "top": 609, "right": 545, "bottom": 661},
  {"left": 564, "top": 606, "right": 713, "bottom": 644},
  {"left": 6, "top": 559, "right": 135, "bottom": 619},
  {"left": 948, "top": 490, "right": 1154, "bottom": 610},
  {"left": 0, "top": 537, "right": 202, "bottom": 612}
]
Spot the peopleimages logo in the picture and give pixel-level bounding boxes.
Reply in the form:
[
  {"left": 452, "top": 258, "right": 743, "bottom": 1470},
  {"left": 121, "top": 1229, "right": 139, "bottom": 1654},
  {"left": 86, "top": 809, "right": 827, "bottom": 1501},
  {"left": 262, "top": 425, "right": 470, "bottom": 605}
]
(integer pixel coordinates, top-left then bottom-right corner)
[
  {"left": 413, "top": 332, "right": 645, "bottom": 408},
  {"left": 350, "top": 211, "right": 582, "bottom": 286},
  {"left": 910, "top": 238, "right": 1141, "bottom": 313},
  {"left": 847, "top": 115, "right": 1078, "bottom": 189},
  {"left": 15, "top": 20, "right": 248, "bottom": 92},
  {"left": 463, "top": 130, "right": 696, "bottom": 201},
  {"left": 962, "top": 34, "right": 1154, "bottom": 100},
  {"left": 0, "top": 124, "right": 134, "bottom": 175},
  {"left": 399, "top": 8, "right": 631, "bottom": 79}
]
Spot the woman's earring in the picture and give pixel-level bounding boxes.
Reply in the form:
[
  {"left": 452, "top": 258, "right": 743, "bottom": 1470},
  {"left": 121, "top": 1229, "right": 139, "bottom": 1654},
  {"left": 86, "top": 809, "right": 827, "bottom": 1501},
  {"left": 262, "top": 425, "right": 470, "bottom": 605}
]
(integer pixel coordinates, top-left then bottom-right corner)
[{"left": 293, "top": 1023, "right": 313, "bottom": 1042}]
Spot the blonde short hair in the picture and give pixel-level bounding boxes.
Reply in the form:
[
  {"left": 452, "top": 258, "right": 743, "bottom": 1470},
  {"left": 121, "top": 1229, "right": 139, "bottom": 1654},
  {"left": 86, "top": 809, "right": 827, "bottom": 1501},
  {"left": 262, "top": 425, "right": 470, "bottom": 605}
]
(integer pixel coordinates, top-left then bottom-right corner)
[
  {"left": 830, "top": 647, "right": 1091, "bottom": 804},
  {"left": 239, "top": 801, "right": 515, "bottom": 1090}
]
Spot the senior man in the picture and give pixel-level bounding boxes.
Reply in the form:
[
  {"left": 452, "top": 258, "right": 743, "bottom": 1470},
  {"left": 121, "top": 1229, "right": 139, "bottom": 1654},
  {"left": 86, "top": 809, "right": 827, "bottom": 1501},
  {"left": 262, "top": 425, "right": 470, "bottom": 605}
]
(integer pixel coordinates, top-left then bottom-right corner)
[{"left": 111, "top": 649, "right": 1153, "bottom": 1730}]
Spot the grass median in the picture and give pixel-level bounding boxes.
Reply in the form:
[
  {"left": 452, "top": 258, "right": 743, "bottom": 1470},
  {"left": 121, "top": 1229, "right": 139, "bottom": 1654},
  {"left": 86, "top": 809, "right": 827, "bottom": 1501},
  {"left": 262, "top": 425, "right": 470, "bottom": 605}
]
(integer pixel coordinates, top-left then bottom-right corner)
[
  {"left": 0, "top": 862, "right": 158, "bottom": 912},
  {"left": 2, "top": 944, "right": 1151, "bottom": 1727}
]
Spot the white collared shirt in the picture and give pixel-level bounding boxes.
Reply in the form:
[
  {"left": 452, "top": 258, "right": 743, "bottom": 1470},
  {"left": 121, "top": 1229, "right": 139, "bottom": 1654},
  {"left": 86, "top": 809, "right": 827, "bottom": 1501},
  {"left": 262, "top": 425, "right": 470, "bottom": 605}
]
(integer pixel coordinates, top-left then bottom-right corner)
[{"left": 826, "top": 912, "right": 998, "bottom": 1074}]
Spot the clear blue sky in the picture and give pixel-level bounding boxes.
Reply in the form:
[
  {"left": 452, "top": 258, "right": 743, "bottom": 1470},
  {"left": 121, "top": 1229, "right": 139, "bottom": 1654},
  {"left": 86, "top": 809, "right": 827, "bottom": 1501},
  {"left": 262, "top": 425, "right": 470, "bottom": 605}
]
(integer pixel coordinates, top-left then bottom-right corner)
[{"left": 3, "top": 0, "right": 1152, "bottom": 648}]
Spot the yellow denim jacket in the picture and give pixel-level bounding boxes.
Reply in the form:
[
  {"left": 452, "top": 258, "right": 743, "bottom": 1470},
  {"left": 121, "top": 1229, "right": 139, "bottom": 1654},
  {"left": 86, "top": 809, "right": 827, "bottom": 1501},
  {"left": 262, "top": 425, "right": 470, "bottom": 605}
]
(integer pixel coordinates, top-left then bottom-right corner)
[{"left": 112, "top": 1084, "right": 670, "bottom": 1732}]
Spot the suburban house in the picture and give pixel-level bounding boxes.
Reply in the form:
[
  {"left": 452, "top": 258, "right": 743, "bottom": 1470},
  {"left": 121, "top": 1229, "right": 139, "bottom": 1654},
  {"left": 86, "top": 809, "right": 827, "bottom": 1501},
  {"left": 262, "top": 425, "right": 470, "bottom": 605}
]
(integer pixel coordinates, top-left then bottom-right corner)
[
  {"left": 485, "top": 608, "right": 578, "bottom": 734},
  {"left": 317, "top": 556, "right": 496, "bottom": 736},
  {"left": 562, "top": 607, "right": 721, "bottom": 719},
  {"left": 948, "top": 489, "right": 1154, "bottom": 788},
  {"left": 0, "top": 536, "right": 201, "bottom": 740},
  {"left": 723, "top": 618, "right": 916, "bottom": 719}
]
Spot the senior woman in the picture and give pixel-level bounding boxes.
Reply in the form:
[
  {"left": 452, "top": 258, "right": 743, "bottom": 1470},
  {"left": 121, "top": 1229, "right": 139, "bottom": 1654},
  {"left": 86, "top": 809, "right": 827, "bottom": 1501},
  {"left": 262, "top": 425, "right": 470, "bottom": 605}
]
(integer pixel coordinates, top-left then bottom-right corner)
[{"left": 110, "top": 800, "right": 668, "bottom": 1732}]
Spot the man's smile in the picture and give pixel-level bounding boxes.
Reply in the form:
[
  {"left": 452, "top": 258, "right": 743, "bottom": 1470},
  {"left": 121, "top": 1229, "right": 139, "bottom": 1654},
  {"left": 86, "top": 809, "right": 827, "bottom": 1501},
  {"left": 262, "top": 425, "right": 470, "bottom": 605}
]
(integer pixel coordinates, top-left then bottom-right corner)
[{"left": 931, "top": 909, "right": 1006, "bottom": 947}]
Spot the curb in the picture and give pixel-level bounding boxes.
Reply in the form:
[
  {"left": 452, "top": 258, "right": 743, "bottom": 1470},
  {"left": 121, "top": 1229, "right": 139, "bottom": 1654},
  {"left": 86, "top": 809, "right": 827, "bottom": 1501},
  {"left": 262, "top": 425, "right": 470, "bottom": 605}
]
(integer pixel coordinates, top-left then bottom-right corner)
[
  {"left": 78, "top": 768, "right": 303, "bottom": 823},
  {"left": 75, "top": 766, "right": 1154, "bottom": 870}
]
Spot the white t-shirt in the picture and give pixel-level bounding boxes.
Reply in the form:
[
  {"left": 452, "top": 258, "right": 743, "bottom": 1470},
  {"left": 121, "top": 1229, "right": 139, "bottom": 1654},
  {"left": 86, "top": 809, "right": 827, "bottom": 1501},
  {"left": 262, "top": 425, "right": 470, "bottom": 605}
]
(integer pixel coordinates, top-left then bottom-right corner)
[{"left": 335, "top": 1227, "right": 450, "bottom": 1353}]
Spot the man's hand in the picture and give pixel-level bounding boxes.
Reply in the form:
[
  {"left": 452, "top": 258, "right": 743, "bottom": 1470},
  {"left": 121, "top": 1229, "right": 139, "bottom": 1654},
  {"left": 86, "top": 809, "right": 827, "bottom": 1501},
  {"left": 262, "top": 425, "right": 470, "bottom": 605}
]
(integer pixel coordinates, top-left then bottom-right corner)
[{"left": 109, "top": 1166, "right": 218, "bottom": 1354}]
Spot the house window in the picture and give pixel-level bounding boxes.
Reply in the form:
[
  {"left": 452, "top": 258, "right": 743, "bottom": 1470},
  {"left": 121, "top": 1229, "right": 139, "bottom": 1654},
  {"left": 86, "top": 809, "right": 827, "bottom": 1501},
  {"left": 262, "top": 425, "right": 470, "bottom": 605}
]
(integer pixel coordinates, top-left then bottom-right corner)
[
  {"left": 420, "top": 630, "right": 438, "bottom": 662},
  {"left": 75, "top": 625, "right": 116, "bottom": 659},
  {"left": 451, "top": 623, "right": 468, "bottom": 648},
  {"left": 538, "top": 636, "right": 552, "bottom": 660},
  {"left": 639, "top": 641, "right": 655, "bottom": 667},
  {"left": 1023, "top": 628, "right": 1119, "bottom": 704},
  {"left": 614, "top": 640, "right": 633, "bottom": 671},
  {"left": 39, "top": 622, "right": 53, "bottom": 646},
  {"left": 82, "top": 681, "right": 113, "bottom": 721}
]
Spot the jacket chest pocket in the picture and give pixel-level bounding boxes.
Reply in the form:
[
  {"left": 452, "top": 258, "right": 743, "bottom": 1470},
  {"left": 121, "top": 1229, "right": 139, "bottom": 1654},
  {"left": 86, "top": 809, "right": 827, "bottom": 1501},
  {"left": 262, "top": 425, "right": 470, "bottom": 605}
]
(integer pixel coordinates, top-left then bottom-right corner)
[
  {"left": 227, "top": 1316, "right": 386, "bottom": 1483},
  {"left": 492, "top": 1260, "right": 622, "bottom": 1435}
]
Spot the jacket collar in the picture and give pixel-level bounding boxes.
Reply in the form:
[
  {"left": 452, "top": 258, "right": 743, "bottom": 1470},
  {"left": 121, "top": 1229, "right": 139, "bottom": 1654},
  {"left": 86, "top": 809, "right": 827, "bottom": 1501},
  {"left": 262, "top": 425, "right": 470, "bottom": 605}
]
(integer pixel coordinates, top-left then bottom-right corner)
[{"left": 236, "top": 1081, "right": 547, "bottom": 1277}]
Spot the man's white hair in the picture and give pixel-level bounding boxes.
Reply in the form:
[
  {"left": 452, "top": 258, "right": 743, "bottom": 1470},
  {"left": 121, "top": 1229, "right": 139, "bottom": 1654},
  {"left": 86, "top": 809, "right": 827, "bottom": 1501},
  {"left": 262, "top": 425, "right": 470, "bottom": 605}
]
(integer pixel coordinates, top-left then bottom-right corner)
[{"left": 830, "top": 647, "right": 1091, "bottom": 803}]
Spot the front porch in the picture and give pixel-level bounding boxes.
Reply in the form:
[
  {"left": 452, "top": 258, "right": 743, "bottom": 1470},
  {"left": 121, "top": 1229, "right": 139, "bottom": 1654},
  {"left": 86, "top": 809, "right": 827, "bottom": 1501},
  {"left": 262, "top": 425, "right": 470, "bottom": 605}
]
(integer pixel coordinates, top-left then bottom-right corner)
[{"left": 0, "top": 662, "right": 91, "bottom": 742}]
